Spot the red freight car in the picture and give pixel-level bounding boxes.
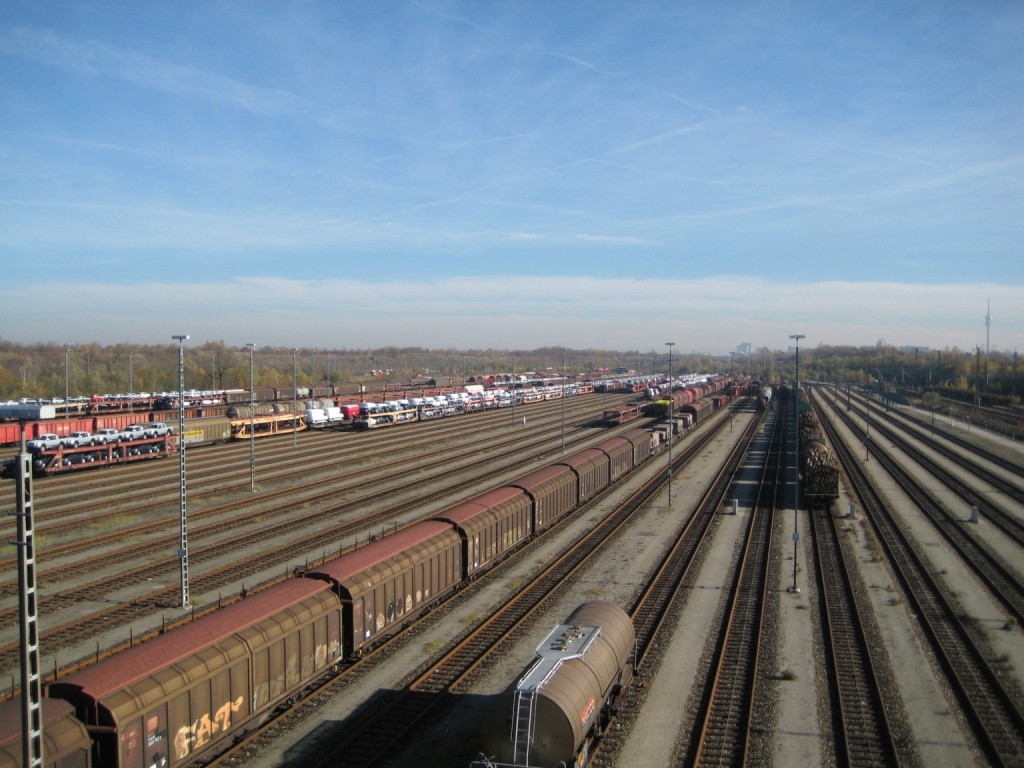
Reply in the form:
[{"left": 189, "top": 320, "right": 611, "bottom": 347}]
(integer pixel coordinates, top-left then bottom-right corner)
[
  {"left": 621, "top": 427, "right": 655, "bottom": 465},
  {"left": 434, "top": 487, "right": 532, "bottom": 577},
  {"left": 306, "top": 521, "right": 462, "bottom": 658},
  {"left": 509, "top": 464, "right": 578, "bottom": 532},
  {"left": 0, "top": 697, "right": 93, "bottom": 768},
  {"left": 48, "top": 579, "right": 342, "bottom": 768},
  {"left": 556, "top": 448, "right": 611, "bottom": 503},
  {"left": 591, "top": 435, "right": 636, "bottom": 483}
]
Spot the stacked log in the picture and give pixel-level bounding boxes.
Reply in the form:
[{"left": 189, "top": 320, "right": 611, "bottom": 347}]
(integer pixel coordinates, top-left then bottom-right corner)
[{"left": 800, "top": 409, "right": 840, "bottom": 507}]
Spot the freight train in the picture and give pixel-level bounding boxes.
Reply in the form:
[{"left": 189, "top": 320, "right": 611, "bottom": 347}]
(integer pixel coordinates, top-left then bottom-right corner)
[
  {"left": 0, "top": 379, "right": 605, "bottom": 449},
  {"left": 474, "top": 601, "right": 636, "bottom": 768},
  {"left": 639, "top": 377, "right": 729, "bottom": 421},
  {"left": 799, "top": 409, "right": 840, "bottom": 508},
  {"left": 0, "top": 381, "right": 603, "bottom": 450},
  {"left": 0, "top": 384, "right": 596, "bottom": 477},
  {"left": 2, "top": 410, "right": 719, "bottom": 768}
]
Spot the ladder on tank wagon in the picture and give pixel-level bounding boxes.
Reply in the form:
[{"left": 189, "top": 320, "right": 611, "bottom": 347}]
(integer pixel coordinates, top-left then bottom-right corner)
[{"left": 512, "top": 689, "right": 537, "bottom": 765}]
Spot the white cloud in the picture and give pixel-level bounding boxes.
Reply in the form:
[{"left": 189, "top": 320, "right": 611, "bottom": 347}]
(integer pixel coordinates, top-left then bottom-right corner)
[
  {"left": 0, "top": 25, "right": 295, "bottom": 115},
  {"left": 1, "top": 276, "right": 1018, "bottom": 354}
]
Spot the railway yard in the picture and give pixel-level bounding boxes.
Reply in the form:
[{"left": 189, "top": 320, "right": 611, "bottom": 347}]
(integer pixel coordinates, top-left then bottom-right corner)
[{"left": 2, "top": 383, "right": 1024, "bottom": 768}]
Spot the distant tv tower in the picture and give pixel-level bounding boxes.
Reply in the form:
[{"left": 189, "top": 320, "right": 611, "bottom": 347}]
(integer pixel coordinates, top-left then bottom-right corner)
[{"left": 985, "top": 298, "right": 991, "bottom": 388}]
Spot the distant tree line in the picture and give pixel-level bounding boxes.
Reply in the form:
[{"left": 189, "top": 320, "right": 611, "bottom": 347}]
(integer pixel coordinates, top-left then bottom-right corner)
[{"left": 0, "top": 338, "right": 1018, "bottom": 404}]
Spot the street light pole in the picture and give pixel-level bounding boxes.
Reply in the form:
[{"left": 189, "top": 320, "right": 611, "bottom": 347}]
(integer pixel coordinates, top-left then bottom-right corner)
[
  {"left": 246, "top": 343, "right": 256, "bottom": 493},
  {"left": 511, "top": 351, "right": 517, "bottom": 427},
  {"left": 293, "top": 348, "right": 298, "bottom": 449},
  {"left": 64, "top": 349, "right": 69, "bottom": 411},
  {"left": 172, "top": 334, "right": 190, "bottom": 608},
  {"left": 789, "top": 333, "right": 805, "bottom": 593},
  {"left": 561, "top": 348, "right": 566, "bottom": 453},
  {"left": 666, "top": 341, "right": 675, "bottom": 505}
]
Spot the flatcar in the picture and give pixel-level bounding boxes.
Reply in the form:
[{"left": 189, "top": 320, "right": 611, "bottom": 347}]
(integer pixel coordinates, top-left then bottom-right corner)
[
  {"left": 475, "top": 601, "right": 636, "bottom": 768},
  {"left": 231, "top": 412, "right": 307, "bottom": 440},
  {"left": 1, "top": 380, "right": 603, "bottom": 447},
  {"left": 26, "top": 436, "right": 176, "bottom": 476},
  {"left": 602, "top": 404, "right": 642, "bottom": 427},
  {"left": 352, "top": 404, "right": 419, "bottom": 429}
]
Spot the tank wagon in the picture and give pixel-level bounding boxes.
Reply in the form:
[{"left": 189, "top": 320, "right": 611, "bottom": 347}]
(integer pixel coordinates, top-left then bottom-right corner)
[
  {"left": 475, "top": 601, "right": 636, "bottom": 768},
  {"left": 799, "top": 410, "right": 840, "bottom": 508}
]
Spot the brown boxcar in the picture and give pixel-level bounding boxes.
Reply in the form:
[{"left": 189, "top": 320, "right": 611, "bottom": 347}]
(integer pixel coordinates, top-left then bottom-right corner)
[
  {"left": 621, "top": 427, "right": 654, "bottom": 466},
  {"left": 591, "top": 436, "right": 635, "bottom": 482},
  {"left": 477, "top": 601, "right": 635, "bottom": 768},
  {"left": 0, "top": 698, "right": 92, "bottom": 768},
  {"left": 509, "top": 465, "right": 578, "bottom": 532},
  {"left": 48, "top": 580, "right": 341, "bottom": 768},
  {"left": 681, "top": 398, "right": 714, "bottom": 425},
  {"left": 556, "top": 448, "right": 611, "bottom": 503},
  {"left": 306, "top": 521, "right": 462, "bottom": 658},
  {"left": 180, "top": 416, "right": 233, "bottom": 447},
  {"left": 434, "top": 487, "right": 532, "bottom": 576}
]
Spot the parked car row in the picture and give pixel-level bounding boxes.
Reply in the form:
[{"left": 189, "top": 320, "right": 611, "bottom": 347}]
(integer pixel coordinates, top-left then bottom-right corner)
[{"left": 25, "top": 422, "right": 173, "bottom": 452}]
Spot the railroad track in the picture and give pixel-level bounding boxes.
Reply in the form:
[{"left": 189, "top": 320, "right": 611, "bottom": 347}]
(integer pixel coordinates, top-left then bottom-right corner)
[
  {"left": 209, "top": 405, "right": 760, "bottom": 768},
  {"left": 824, "top": 388, "right": 1024, "bottom": 626},
  {"left": 684, "top": 391, "right": 785, "bottom": 766},
  {"left": 875, "top": 394, "right": 1024, "bottom": 476},
  {"left": 592, "top": 409, "right": 762, "bottom": 766},
  {"left": 819, "top": 388, "right": 1024, "bottom": 766},
  {"left": 0, "top": 395, "right": 616, "bottom": 583},
  {"left": 0, "top": 393, "right": 627, "bottom": 527},
  {"left": 806, "top": 393, "right": 904, "bottom": 767},
  {"left": 0, "top": 399, "right": 652, "bottom": 681},
  {"left": 847, "top": 392, "right": 1024, "bottom": 517}
]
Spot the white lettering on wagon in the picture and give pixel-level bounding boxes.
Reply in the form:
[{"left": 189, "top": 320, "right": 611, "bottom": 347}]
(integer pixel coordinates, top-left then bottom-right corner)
[
  {"left": 173, "top": 696, "right": 243, "bottom": 759},
  {"left": 579, "top": 695, "right": 596, "bottom": 725}
]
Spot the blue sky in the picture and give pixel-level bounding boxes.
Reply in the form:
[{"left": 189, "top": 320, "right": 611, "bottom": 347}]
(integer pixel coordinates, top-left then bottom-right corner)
[{"left": 1, "top": 2, "right": 1021, "bottom": 354}]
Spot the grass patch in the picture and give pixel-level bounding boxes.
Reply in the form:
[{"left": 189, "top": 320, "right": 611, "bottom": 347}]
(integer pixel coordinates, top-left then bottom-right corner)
[
  {"left": 424, "top": 639, "right": 446, "bottom": 655},
  {"left": 92, "top": 513, "right": 143, "bottom": 530}
]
